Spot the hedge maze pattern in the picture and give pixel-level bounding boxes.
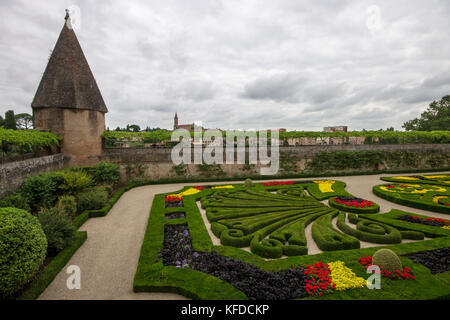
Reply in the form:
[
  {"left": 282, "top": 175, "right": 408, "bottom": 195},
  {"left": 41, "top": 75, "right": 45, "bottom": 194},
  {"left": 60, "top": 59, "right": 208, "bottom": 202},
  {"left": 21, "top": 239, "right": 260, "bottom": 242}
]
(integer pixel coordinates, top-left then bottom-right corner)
[{"left": 199, "top": 181, "right": 430, "bottom": 259}]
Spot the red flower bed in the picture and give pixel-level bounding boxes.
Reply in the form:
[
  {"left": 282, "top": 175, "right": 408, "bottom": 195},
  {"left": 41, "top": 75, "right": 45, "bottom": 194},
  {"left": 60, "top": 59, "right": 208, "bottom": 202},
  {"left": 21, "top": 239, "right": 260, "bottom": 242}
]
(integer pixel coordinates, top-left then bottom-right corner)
[
  {"left": 333, "top": 197, "right": 375, "bottom": 208},
  {"left": 301, "top": 261, "right": 335, "bottom": 296},
  {"left": 193, "top": 186, "right": 206, "bottom": 190},
  {"left": 165, "top": 195, "right": 183, "bottom": 203},
  {"left": 410, "top": 215, "right": 450, "bottom": 226},
  {"left": 261, "top": 181, "right": 295, "bottom": 186},
  {"left": 359, "top": 255, "right": 415, "bottom": 280}
]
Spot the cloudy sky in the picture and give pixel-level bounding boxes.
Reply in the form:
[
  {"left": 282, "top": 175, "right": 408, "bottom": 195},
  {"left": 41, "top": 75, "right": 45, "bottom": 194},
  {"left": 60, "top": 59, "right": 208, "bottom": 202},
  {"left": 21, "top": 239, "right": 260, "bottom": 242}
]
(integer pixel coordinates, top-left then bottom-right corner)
[{"left": 0, "top": 0, "right": 449, "bottom": 131}]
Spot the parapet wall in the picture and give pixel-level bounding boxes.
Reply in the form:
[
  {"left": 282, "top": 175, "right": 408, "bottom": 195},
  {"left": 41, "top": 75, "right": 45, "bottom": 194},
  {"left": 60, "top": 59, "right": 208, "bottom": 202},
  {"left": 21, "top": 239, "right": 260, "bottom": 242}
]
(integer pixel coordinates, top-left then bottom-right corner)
[{"left": 0, "top": 154, "right": 64, "bottom": 198}]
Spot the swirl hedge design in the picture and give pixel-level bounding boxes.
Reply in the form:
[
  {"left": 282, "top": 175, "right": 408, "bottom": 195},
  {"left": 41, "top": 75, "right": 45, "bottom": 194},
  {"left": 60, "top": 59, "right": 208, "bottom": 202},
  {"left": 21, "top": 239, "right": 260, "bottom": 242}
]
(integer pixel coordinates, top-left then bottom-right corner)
[{"left": 200, "top": 185, "right": 407, "bottom": 258}]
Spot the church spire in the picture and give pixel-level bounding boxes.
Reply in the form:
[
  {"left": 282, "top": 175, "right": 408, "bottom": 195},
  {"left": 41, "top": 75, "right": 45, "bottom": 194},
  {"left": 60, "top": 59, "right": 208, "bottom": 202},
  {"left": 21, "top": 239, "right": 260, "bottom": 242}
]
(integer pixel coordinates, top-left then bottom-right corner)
[{"left": 174, "top": 112, "right": 178, "bottom": 129}]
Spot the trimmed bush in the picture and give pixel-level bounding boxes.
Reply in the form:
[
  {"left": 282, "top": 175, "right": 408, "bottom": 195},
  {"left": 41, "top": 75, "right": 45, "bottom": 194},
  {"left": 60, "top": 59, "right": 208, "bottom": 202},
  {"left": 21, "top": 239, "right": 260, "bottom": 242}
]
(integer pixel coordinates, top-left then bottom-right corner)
[
  {"left": 250, "top": 234, "right": 283, "bottom": 259},
  {"left": 21, "top": 172, "right": 65, "bottom": 212},
  {"left": 0, "top": 207, "right": 47, "bottom": 297},
  {"left": 77, "top": 188, "right": 109, "bottom": 212},
  {"left": 244, "top": 178, "right": 253, "bottom": 187},
  {"left": 56, "top": 195, "right": 77, "bottom": 218},
  {"left": 0, "top": 193, "right": 31, "bottom": 212},
  {"left": 38, "top": 208, "right": 75, "bottom": 257},
  {"left": 400, "top": 230, "right": 425, "bottom": 240},
  {"left": 88, "top": 161, "right": 120, "bottom": 185},
  {"left": 372, "top": 248, "right": 402, "bottom": 273}
]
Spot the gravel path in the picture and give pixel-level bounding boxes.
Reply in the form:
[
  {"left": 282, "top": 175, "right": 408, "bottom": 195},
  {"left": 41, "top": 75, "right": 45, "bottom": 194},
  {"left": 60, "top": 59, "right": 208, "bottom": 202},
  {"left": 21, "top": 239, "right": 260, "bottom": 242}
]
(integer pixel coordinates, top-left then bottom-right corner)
[{"left": 38, "top": 171, "right": 449, "bottom": 300}]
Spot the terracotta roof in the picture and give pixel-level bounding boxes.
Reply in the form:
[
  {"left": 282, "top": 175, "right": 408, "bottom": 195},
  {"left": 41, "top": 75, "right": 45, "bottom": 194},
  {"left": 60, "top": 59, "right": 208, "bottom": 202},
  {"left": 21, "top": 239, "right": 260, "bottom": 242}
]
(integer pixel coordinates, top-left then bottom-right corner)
[{"left": 31, "top": 12, "right": 108, "bottom": 113}]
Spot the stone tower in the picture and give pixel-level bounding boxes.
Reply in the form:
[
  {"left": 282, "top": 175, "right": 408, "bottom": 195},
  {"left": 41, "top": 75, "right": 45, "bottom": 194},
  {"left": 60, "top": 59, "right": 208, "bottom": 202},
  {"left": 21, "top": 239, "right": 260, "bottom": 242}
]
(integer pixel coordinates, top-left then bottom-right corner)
[
  {"left": 174, "top": 112, "right": 178, "bottom": 130},
  {"left": 32, "top": 10, "right": 108, "bottom": 166}
]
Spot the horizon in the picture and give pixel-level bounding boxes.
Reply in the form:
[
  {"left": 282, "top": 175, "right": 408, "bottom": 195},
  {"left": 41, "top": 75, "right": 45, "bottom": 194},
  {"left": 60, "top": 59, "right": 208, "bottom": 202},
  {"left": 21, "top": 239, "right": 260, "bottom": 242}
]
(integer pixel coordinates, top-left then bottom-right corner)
[{"left": 1, "top": 1, "right": 449, "bottom": 131}]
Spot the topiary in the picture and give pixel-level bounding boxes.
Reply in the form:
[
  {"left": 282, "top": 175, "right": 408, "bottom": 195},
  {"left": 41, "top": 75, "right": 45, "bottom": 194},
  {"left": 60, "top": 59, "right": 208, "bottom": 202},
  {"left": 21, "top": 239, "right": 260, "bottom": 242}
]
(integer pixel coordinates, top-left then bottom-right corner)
[
  {"left": 372, "top": 248, "right": 402, "bottom": 273},
  {"left": 244, "top": 178, "right": 253, "bottom": 187},
  {"left": 0, "top": 207, "right": 47, "bottom": 297},
  {"left": 56, "top": 195, "right": 77, "bottom": 218},
  {"left": 77, "top": 188, "right": 109, "bottom": 212},
  {"left": 38, "top": 207, "right": 75, "bottom": 256}
]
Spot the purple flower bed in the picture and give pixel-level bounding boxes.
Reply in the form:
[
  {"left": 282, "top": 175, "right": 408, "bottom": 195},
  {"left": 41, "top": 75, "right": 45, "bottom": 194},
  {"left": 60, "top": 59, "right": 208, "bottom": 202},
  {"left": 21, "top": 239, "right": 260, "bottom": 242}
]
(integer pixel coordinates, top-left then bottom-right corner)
[
  {"left": 404, "top": 247, "right": 450, "bottom": 274},
  {"left": 161, "top": 224, "right": 309, "bottom": 300},
  {"left": 398, "top": 215, "right": 448, "bottom": 227},
  {"left": 165, "top": 212, "right": 186, "bottom": 220}
]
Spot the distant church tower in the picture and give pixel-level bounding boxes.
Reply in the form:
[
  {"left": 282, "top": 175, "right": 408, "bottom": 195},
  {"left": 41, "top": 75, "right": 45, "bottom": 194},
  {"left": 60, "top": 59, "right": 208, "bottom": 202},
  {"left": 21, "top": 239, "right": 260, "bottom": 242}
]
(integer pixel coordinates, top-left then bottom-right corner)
[
  {"left": 174, "top": 112, "right": 178, "bottom": 130},
  {"left": 31, "top": 10, "right": 108, "bottom": 166}
]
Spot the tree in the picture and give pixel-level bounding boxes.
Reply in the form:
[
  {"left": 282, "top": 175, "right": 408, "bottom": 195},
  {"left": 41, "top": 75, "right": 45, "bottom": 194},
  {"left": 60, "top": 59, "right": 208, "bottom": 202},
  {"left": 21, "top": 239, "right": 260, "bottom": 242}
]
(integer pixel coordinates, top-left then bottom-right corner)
[
  {"left": 126, "top": 124, "right": 140, "bottom": 132},
  {"left": 4, "top": 110, "right": 16, "bottom": 130},
  {"left": 403, "top": 95, "right": 450, "bottom": 131},
  {"left": 0, "top": 115, "right": 4, "bottom": 127},
  {"left": 15, "top": 113, "right": 33, "bottom": 130}
]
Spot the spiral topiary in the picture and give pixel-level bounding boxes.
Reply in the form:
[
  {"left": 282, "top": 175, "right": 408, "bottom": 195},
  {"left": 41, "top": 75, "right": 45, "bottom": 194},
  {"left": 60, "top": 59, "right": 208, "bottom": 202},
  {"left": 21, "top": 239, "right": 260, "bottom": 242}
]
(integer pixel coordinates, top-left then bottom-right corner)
[
  {"left": 0, "top": 207, "right": 47, "bottom": 297},
  {"left": 372, "top": 248, "right": 402, "bottom": 273},
  {"left": 244, "top": 178, "right": 253, "bottom": 187}
]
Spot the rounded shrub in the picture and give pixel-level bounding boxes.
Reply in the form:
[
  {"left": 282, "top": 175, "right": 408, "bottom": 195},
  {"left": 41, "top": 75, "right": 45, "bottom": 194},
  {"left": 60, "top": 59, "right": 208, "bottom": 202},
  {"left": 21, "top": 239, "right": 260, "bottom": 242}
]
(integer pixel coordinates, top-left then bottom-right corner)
[
  {"left": 372, "top": 248, "right": 402, "bottom": 273},
  {"left": 0, "top": 207, "right": 47, "bottom": 298},
  {"left": 38, "top": 207, "right": 75, "bottom": 256},
  {"left": 21, "top": 172, "right": 65, "bottom": 212},
  {"left": 244, "top": 178, "right": 253, "bottom": 187},
  {"left": 77, "top": 188, "right": 109, "bottom": 212}
]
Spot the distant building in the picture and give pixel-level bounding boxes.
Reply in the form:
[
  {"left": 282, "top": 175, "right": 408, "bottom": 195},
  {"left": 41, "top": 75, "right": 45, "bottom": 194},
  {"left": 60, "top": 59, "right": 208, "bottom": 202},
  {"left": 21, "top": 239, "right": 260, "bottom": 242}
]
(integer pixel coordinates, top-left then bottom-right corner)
[
  {"left": 323, "top": 126, "right": 348, "bottom": 132},
  {"left": 173, "top": 112, "right": 195, "bottom": 131}
]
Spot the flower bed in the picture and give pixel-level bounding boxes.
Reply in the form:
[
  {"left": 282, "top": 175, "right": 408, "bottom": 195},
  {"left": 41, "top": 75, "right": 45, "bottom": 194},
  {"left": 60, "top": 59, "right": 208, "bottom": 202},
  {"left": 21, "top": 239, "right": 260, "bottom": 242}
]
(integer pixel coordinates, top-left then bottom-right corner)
[
  {"left": 302, "top": 262, "right": 335, "bottom": 297},
  {"left": 404, "top": 248, "right": 450, "bottom": 274},
  {"left": 397, "top": 215, "right": 450, "bottom": 228},
  {"left": 164, "top": 195, "right": 183, "bottom": 208},
  {"left": 328, "top": 261, "right": 366, "bottom": 291},
  {"left": 161, "top": 224, "right": 309, "bottom": 299},
  {"left": 359, "top": 255, "right": 415, "bottom": 280},
  {"left": 329, "top": 196, "right": 380, "bottom": 213}
]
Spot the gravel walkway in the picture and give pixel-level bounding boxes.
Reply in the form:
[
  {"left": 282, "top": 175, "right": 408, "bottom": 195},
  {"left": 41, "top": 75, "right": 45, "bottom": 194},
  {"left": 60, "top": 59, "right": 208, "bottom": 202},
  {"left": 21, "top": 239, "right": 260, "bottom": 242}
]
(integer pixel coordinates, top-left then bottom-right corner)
[{"left": 38, "top": 171, "right": 449, "bottom": 300}]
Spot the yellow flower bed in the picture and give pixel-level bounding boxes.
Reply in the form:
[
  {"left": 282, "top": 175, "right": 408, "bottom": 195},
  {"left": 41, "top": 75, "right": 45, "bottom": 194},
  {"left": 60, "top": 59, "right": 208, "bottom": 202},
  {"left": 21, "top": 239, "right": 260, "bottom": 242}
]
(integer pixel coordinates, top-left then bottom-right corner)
[
  {"left": 328, "top": 261, "right": 366, "bottom": 291},
  {"left": 212, "top": 185, "right": 234, "bottom": 189},
  {"left": 433, "top": 195, "right": 449, "bottom": 204},
  {"left": 442, "top": 225, "right": 450, "bottom": 230},
  {"left": 313, "top": 180, "right": 335, "bottom": 193},
  {"left": 168, "top": 187, "right": 201, "bottom": 198},
  {"left": 391, "top": 176, "right": 420, "bottom": 180}
]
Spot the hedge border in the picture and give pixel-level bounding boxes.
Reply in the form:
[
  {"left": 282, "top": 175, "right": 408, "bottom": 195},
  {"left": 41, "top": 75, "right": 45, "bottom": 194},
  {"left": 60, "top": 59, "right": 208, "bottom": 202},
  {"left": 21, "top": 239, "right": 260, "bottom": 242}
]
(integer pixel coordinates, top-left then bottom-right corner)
[
  {"left": 373, "top": 184, "right": 450, "bottom": 214},
  {"left": 328, "top": 197, "right": 380, "bottom": 213}
]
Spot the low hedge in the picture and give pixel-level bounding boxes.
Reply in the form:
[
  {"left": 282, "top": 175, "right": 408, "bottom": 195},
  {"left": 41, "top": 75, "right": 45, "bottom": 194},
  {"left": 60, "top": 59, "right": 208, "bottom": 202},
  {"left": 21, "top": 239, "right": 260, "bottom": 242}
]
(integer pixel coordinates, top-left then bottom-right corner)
[
  {"left": 400, "top": 230, "right": 425, "bottom": 240},
  {"left": 373, "top": 184, "right": 450, "bottom": 214},
  {"left": 336, "top": 212, "right": 402, "bottom": 244},
  {"left": 311, "top": 212, "right": 360, "bottom": 251},
  {"left": 250, "top": 234, "right": 283, "bottom": 259}
]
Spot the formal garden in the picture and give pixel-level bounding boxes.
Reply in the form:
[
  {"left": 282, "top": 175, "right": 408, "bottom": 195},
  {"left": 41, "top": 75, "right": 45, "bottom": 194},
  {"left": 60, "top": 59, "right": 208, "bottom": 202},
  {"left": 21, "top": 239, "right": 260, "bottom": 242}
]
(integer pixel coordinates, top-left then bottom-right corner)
[{"left": 133, "top": 174, "right": 450, "bottom": 300}]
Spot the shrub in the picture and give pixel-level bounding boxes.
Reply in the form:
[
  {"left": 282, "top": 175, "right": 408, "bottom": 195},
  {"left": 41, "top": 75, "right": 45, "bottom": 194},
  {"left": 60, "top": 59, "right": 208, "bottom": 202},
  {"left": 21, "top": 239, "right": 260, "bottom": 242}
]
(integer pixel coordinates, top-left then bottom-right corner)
[
  {"left": 0, "top": 207, "right": 47, "bottom": 297},
  {"left": 77, "top": 188, "right": 109, "bottom": 212},
  {"left": 372, "top": 248, "right": 402, "bottom": 273},
  {"left": 60, "top": 171, "right": 93, "bottom": 195},
  {"left": 244, "top": 178, "right": 253, "bottom": 187},
  {"left": 56, "top": 195, "right": 77, "bottom": 218},
  {"left": 0, "top": 193, "right": 31, "bottom": 212},
  {"left": 21, "top": 172, "right": 65, "bottom": 212},
  {"left": 88, "top": 161, "right": 120, "bottom": 185},
  {"left": 38, "top": 207, "right": 75, "bottom": 257}
]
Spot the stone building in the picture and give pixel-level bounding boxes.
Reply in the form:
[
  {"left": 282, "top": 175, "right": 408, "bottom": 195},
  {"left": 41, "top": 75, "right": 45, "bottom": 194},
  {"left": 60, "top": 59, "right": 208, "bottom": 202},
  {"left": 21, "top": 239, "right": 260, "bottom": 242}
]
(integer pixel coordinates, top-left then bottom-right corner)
[
  {"left": 31, "top": 10, "right": 108, "bottom": 166},
  {"left": 173, "top": 112, "right": 195, "bottom": 131}
]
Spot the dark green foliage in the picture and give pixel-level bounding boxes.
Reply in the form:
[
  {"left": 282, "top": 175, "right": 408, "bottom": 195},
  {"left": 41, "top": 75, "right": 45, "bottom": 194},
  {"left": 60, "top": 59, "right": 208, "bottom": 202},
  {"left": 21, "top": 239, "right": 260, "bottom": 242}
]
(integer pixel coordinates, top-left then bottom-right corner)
[
  {"left": 403, "top": 95, "right": 450, "bottom": 131},
  {"left": 88, "top": 161, "right": 120, "bottom": 185},
  {"left": 21, "top": 172, "right": 65, "bottom": 212},
  {"left": 250, "top": 235, "right": 283, "bottom": 259},
  {"left": 38, "top": 208, "right": 75, "bottom": 257},
  {"left": 400, "top": 230, "right": 425, "bottom": 240},
  {"left": 0, "top": 207, "right": 47, "bottom": 298},
  {"left": 0, "top": 193, "right": 31, "bottom": 212},
  {"left": 4, "top": 110, "right": 16, "bottom": 130},
  {"left": 244, "top": 178, "right": 253, "bottom": 187},
  {"left": 56, "top": 195, "right": 77, "bottom": 218},
  {"left": 77, "top": 188, "right": 108, "bottom": 212}
]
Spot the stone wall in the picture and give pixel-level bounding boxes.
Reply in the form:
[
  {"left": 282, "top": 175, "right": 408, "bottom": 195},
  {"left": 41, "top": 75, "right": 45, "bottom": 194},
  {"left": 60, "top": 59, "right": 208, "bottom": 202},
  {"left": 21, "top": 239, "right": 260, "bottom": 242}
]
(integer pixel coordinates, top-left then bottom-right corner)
[
  {"left": 0, "top": 154, "right": 64, "bottom": 198},
  {"left": 101, "top": 144, "right": 450, "bottom": 182}
]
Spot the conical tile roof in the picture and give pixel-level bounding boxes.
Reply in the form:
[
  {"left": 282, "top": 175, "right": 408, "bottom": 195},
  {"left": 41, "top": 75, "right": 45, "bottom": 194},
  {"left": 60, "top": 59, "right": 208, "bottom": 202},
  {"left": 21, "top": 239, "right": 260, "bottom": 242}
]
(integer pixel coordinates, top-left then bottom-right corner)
[{"left": 32, "top": 11, "right": 108, "bottom": 113}]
